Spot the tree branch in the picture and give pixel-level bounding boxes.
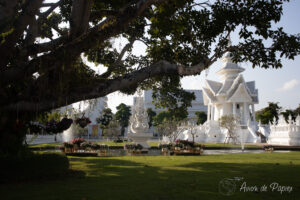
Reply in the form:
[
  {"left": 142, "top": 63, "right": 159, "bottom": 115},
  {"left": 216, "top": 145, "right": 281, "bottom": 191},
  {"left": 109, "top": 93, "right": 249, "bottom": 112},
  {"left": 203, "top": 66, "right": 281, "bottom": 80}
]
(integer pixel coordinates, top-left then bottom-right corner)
[
  {"left": 70, "top": 0, "right": 93, "bottom": 39},
  {"left": 99, "top": 39, "right": 136, "bottom": 79},
  {"left": 38, "top": 0, "right": 62, "bottom": 19},
  {"left": 89, "top": 9, "right": 120, "bottom": 21},
  {"left": 1, "top": 0, "right": 168, "bottom": 84},
  {"left": 0, "top": 0, "right": 43, "bottom": 68},
  {"left": 1, "top": 58, "right": 212, "bottom": 112}
]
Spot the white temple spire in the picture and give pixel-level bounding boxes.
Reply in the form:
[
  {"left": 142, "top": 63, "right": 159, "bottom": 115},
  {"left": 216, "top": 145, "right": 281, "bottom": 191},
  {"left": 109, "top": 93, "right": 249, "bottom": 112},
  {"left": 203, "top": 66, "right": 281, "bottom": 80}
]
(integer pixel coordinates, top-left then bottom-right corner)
[{"left": 227, "top": 33, "right": 232, "bottom": 47}]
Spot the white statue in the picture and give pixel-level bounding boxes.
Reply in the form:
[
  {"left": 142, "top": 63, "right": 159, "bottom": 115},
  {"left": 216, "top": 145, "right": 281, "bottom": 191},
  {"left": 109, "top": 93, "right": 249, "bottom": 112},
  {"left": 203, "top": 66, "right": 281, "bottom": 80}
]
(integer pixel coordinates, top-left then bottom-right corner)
[
  {"left": 128, "top": 96, "right": 152, "bottom": 148},
  {"left": 130, "top": 98, "right": 149, "bottom": 134}
]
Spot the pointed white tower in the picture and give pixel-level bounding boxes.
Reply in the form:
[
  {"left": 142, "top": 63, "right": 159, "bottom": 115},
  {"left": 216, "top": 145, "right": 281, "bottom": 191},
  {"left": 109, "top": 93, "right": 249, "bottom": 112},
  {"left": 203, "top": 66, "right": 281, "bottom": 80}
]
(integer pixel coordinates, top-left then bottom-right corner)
[{"left": 202, "top": 35, "right": 259, "bottom": 143}]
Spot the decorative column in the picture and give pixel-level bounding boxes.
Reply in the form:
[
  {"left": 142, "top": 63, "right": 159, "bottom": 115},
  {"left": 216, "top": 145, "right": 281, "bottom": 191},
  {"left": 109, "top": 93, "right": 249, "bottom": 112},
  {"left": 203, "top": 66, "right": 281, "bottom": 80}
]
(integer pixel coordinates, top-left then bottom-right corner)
[
  {"left": 233, "top": 102, "right": 236, "bottom": 116},
  {"left": 251, "top": 104, "right": 256, "bottom": 121},
  {"left": 211, "top": 106, "right": 215, "bottom": 121},
  {"left": 243, "top": 102, "right": 248, "bottom": 125}
]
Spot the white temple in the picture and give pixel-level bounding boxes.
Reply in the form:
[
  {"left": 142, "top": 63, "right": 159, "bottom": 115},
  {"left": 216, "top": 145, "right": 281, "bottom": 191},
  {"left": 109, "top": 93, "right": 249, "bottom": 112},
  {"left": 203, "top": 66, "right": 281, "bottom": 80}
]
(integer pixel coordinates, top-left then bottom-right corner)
[{"left": 200, "top": 49, "right": 260, "bottom": 143}]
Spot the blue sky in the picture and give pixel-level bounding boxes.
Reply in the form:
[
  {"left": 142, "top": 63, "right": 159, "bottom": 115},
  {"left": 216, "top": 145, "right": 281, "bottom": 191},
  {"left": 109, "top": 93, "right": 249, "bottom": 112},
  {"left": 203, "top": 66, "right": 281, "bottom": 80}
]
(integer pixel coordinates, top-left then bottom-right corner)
[{"left": 106, "top": 0, "right": 300, "bottom": 112}]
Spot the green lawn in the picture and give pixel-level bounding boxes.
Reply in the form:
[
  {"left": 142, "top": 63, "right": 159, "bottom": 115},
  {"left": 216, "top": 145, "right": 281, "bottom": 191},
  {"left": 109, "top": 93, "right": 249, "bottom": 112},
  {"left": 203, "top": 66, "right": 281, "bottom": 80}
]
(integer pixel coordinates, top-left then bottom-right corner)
[
  {"left": 28, "top": 142, "right": 62, "bottom": 148},
  {"left": 1, "top": 152, "right": 300, "bottom": 200}
]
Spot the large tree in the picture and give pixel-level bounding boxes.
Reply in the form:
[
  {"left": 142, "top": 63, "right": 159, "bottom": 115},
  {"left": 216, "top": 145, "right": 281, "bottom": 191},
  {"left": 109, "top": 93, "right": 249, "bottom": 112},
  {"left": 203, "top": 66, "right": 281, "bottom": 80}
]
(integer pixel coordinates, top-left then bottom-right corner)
[
  {"left": 115, "top": 103, "right": 131, "bottom": 136},
  {"left": 96, "top": 108, "right": 113, "bottom": 127},
  {"left": 256, "top": 102, "right": 281, "bottom": 124},
  {"left": 0, "top": 0, "right": 299, "bottom": 153}
]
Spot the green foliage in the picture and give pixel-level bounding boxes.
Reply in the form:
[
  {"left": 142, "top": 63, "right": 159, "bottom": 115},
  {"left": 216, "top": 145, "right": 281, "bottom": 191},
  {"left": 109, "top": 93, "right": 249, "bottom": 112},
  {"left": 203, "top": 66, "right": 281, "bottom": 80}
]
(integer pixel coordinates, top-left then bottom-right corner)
[
  {"left": 280, "top": 104, "right": 300, "bottom": 122},
  {"left": 256, "top": 102, "right": 281, "bottom": 124},
  {"left": 36, "top": 111, "right": 63, "bottom": 124},
  {"left": 153, "top": 111, "right": 171, "bottom": 126},
  {"left": 281, "top": 109, "right": 296, "bottom": 122},
  {"left": 97, "top": 108, "right": 113, "bottom": 128},
  {"left": 146, "top": 108, "right": 156, "bottom": 127},
  {"left": 195, "top": 111, "right": 207, "bottom": 125},
  {"left": 153, "top": 109, "right": 188, "bottom": 127},
  {"left": 150, "top": 76, "right": 196, "bottom": 119},
  {"left": 295, "top": 104, "right": 300, "bottom": 116},
  {"left": 115, "top": 103, "right": 131, "bottom": 136}
]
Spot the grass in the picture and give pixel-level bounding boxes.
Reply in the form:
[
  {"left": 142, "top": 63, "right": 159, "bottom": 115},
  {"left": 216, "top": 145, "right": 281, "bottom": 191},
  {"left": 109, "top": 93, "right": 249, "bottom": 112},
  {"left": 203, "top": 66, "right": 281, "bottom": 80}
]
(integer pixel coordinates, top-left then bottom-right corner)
[
  {"left": 1, "top": 152, "right": 300, "bottom": 200},
  {"left": 202, "top": 143, "right": 262, "bottom": 149},
  {"left": 28, "top": 142, "right": 62, "bottom": 148}
]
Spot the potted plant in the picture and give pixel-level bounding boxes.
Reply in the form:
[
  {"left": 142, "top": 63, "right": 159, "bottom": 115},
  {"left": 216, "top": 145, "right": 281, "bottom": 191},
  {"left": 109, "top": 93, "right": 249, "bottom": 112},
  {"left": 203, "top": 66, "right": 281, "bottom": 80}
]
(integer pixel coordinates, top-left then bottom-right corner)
[
  {"left": 45, "top": 119, "right": 60, "bottom": 134},
  {"left": 63, "top": 142, "right": 74, "bottom": 153},
  {"left": 75, "top": 115, "right": 91, "bottom": 128},
  {"left": 57, "top": 117, "right": 73, "bottom": 132}
]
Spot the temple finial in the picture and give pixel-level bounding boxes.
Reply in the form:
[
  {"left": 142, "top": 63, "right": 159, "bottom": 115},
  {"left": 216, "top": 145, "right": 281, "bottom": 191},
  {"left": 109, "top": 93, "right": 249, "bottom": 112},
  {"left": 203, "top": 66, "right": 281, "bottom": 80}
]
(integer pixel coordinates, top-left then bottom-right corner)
[{"left": 227, "top": 33, "right": 232, "bottom": 47}]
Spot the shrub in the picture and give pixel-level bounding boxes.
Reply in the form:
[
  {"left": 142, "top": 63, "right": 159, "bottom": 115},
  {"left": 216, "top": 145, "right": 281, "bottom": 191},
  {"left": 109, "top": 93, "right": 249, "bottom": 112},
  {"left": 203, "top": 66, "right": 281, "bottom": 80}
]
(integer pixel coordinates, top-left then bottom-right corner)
[
  {"left": 124, "top": 144, "right": 143, "bottom": 150},
  {"left": 175, "top": 139, "right": 195, "bottom": 147},
  {"left": 94, "top": 144, "right": 109, "bottom": 150},
  {"left": 158, "top": 143, "right": 173, "bottom": 150}
]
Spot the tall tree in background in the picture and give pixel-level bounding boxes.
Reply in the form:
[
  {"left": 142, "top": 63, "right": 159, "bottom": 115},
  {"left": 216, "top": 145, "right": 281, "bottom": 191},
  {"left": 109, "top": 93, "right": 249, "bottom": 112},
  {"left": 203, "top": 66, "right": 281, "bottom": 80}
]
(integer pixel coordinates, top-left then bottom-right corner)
[
  {"left": 280, "top": 104, "right": 300, "bottom": 122},
  {"left": 97, "top": 108, "right": 113, "bottom": 129},
  {"left": 256, "top": 102, "right": 281, "bottom": 124},
  {"left": 153, "top": 109, "right": 188, "bottom": 127},
  {"left": 280, "top": 109, "right": 296, "bottom": 122},
  {"left": 0, "top": 0, "right": 299, "bottom": 153},
  {"left": 146, "top": 108, "right": 156, "bottom": 128},
  {"left": 293, "top": 104, "right": 300, "bottom": 117},
  {"left": 115, "top": 103, "right": 131, "bottom": 136},
  {"left": 195, "top": 111, "right": 207, "bottom": 125}
]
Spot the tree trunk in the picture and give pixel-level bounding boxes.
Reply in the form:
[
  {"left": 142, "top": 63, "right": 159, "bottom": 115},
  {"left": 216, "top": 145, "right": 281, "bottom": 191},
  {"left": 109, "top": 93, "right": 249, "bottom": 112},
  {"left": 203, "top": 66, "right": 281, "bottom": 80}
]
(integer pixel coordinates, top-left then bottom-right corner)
[
  {"left": 0, "top": 112, "right": 29, "bottom": 154},
  {"left": 121, "top": 126, "right": 125, "bottom": 136}
]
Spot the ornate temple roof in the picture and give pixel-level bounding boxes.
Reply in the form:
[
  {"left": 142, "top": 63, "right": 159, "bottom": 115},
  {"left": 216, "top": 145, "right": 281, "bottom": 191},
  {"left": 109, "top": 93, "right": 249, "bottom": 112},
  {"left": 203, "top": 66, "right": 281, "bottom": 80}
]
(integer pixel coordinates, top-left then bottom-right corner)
[
  {"left": 202, "top": 50, "right": 258, "bottom": 104},
  {"left": 205, "top": 80, "right": 222, "bottom": 95},
  {"left": 216, "top": 52, "right": 245, "bottom": 75}
]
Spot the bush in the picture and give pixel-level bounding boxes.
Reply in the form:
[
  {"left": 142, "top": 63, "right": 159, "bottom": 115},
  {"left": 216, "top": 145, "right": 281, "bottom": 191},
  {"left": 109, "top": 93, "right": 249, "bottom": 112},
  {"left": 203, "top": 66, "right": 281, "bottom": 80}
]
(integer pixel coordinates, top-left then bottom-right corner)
[
  {"left": 124, "top": 144, "right": 143, "bottom": 150},
  {"left": 113, "top": 139, "right": 123, "bottom": 143},
  {"left": 0, "top": 152, "right": 69, "bottom": 183},
  {"left": 158, "top": 143, "right": 173, "bottom": 150}
]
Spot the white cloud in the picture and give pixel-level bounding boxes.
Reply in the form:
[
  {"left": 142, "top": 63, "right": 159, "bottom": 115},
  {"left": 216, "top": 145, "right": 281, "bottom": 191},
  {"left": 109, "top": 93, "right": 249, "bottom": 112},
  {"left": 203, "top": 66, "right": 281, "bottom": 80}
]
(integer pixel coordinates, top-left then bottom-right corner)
[{"left": 277, "top": 79, "right": 299, "bottom": 91}]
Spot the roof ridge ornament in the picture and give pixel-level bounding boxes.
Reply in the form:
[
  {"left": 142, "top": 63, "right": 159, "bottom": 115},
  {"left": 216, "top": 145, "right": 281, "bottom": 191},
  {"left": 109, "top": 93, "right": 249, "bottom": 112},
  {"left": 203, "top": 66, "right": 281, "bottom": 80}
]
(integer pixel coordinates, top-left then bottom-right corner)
[{"left": 227, "top": 33, "right": 232, "bottom": 48}]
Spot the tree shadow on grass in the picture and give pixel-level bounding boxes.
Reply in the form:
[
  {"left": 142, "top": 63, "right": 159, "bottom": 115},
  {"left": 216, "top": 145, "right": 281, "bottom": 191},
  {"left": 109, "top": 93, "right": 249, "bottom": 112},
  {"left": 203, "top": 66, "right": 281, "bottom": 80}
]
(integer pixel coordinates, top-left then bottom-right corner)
[{"left": 1, "top": 156, "right": 300, "bottom": 200}]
